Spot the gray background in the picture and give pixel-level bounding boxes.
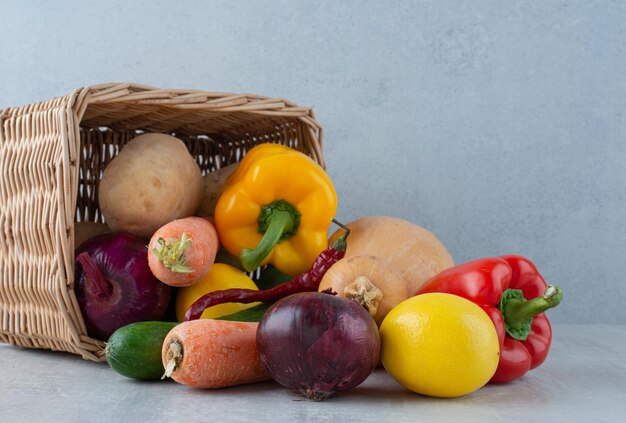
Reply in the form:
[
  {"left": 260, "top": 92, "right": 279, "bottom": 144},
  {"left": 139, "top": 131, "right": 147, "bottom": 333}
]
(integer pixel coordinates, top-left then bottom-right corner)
[{"left": 1, "top": 0, "right": 624, "bottom": 324}]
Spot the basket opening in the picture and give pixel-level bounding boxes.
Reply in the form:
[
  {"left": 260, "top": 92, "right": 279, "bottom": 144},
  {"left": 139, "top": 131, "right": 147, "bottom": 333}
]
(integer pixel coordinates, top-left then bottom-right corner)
[{"left": 76, "top": 102, "right": 313, "bottom": 225}]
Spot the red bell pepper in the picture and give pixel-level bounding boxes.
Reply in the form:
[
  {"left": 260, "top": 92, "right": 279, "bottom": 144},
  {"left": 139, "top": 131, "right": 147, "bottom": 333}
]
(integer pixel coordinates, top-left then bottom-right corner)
[{"left": 417, "top": 255, "right": 563, "bottom": 383}]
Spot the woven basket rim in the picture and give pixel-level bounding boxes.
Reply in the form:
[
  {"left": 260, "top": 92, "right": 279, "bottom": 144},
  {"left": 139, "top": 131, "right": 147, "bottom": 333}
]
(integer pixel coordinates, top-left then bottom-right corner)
[
  {"left": 2, "top": 82, "right": 323, "bottom": 134},
  {"left": 81, "top": 82, "right": 317, "bottom": 119}
]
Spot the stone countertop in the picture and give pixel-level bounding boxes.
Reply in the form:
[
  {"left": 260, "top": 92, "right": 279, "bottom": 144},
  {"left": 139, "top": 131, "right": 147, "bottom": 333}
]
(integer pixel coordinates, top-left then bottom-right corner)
[{"left": 1, "top": 324, "right": 624, "bottom": 422}]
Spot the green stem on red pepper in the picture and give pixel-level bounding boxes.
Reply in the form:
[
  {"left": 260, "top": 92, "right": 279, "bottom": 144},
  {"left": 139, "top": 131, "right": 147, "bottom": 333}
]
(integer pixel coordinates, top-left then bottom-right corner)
[
  {"left": 499, "top": 284, "right": 563, "bottom": 341},
  {"left": 239, "top": 200, "right": 301, "bottom": 272}
]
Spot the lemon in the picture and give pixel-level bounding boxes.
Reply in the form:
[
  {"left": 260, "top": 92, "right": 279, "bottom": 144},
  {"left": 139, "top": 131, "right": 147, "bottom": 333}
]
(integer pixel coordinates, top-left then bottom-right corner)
[{"left": 380, "top": 293, "right": 500, "bottom": 398}]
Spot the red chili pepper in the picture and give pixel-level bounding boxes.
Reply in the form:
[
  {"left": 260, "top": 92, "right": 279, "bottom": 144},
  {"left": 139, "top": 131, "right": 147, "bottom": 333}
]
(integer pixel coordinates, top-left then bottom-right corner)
[
  {"left": 184, "top": 230, "right": 349, "bottom": 321},
  {"left": 417, "top": 255, "right": 563, "bottom": 383}
]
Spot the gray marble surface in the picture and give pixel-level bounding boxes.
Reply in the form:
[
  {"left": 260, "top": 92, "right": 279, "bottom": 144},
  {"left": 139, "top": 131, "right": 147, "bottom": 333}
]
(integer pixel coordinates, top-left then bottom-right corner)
[{"left": 0, "top": 324, "right": 624, "bottom": 422}]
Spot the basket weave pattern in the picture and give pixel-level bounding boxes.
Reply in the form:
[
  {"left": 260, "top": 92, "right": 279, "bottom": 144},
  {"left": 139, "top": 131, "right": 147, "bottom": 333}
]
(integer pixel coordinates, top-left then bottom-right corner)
[{"left": 0, "top": 83, "right": 324, "bottom": 361}]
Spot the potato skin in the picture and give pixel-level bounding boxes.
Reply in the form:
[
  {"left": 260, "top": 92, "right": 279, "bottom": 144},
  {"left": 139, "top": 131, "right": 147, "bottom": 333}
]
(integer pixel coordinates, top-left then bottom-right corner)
[{"left": 99, "top": 133, "right": 203, "bottom": 239}]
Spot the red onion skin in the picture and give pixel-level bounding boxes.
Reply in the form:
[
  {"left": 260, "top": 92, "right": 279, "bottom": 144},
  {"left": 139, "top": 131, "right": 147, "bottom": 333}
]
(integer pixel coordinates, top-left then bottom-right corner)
[
  {"left": 256, "top": 292, "right": 381, "bottom": 401},
  {"left": 75, "top": 233, "right": 171, "bottom": 340}
]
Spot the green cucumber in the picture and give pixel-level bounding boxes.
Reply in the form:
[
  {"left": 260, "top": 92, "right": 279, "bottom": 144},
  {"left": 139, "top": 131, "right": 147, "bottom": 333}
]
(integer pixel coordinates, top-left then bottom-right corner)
[
  {"left": 105, "top": 321, "right": 177, "bottom": 380},
  {"left": 216, "top": 303, "right": 272, "bottom": 322}
]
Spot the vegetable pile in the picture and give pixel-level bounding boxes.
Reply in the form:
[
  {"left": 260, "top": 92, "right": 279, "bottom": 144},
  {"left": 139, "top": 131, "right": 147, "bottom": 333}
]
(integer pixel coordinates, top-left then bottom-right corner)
[{"left": 74, "top": 135, "right": 563, "bottom": 401}]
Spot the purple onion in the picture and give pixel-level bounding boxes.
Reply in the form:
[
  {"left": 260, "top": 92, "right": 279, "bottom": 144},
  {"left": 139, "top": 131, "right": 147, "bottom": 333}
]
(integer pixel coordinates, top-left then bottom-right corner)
[
  {"left": 256, "top": 292, "right": 380, "bottom": 401},
  {"left": 75, "top": 232, "right": 171, "bottom": 340}
]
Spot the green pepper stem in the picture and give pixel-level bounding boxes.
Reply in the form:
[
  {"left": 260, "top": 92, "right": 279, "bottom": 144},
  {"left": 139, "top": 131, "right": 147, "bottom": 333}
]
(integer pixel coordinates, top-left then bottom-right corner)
[
  {"left": 240, "top": 201, "right": 300, "bottom": 271},
  {"left": 503, "top": 284, "right": 563, "bottom": 331}
]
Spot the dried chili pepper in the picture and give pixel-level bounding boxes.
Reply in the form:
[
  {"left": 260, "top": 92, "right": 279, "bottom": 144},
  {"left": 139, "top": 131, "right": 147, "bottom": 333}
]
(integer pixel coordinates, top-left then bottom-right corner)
[{"left": 184, "top": 227, "right": 349, "bottom": 321}]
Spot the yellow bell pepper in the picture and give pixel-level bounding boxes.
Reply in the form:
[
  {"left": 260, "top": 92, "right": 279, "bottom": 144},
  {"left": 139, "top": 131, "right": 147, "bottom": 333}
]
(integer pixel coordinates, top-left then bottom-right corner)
[
  {"left": 215, "top": 143, "right": 337, "bottom": 276},
  {"left": 175, "top": 263, "right": 260, "bottom": 321}
]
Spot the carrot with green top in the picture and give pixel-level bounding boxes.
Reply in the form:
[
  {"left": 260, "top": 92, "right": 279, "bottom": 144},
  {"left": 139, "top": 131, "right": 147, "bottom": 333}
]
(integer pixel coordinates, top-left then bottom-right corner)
[{"left": 148, "top": 217, "right": 219, "bottom": 287}]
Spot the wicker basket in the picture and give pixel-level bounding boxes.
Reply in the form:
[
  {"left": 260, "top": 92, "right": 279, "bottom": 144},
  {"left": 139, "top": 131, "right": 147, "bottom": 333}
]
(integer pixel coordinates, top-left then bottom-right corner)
[{"left": 0, "top": 82, "right": 324, "bottom": 361}]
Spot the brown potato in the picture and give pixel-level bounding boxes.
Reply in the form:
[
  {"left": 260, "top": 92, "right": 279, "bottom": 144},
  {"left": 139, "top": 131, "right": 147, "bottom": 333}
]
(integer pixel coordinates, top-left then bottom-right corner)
[
  {"left": 98, "top": 133, "right": 203, "bottom": 239},
  {"left": 196, "top": 163, "right": 238, "bottom": 217}
]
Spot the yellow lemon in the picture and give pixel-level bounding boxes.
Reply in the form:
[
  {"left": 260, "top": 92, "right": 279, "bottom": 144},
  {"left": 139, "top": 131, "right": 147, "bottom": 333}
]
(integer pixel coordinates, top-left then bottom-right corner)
[
  {"left": 380, "top": 293, "right": 500, "bottom": 398},
  {"left": 175, "top": 263, "right": 259, "bottom": 321}
]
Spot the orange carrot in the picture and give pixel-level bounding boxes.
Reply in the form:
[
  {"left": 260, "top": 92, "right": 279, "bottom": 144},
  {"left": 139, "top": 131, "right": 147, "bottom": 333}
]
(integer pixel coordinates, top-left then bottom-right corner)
[
  {"left": 161, "top": 320, "right": 270, "bottom": 389},
  {"left": 148, "top": 217, "right": 218, "bottom": 287}
]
